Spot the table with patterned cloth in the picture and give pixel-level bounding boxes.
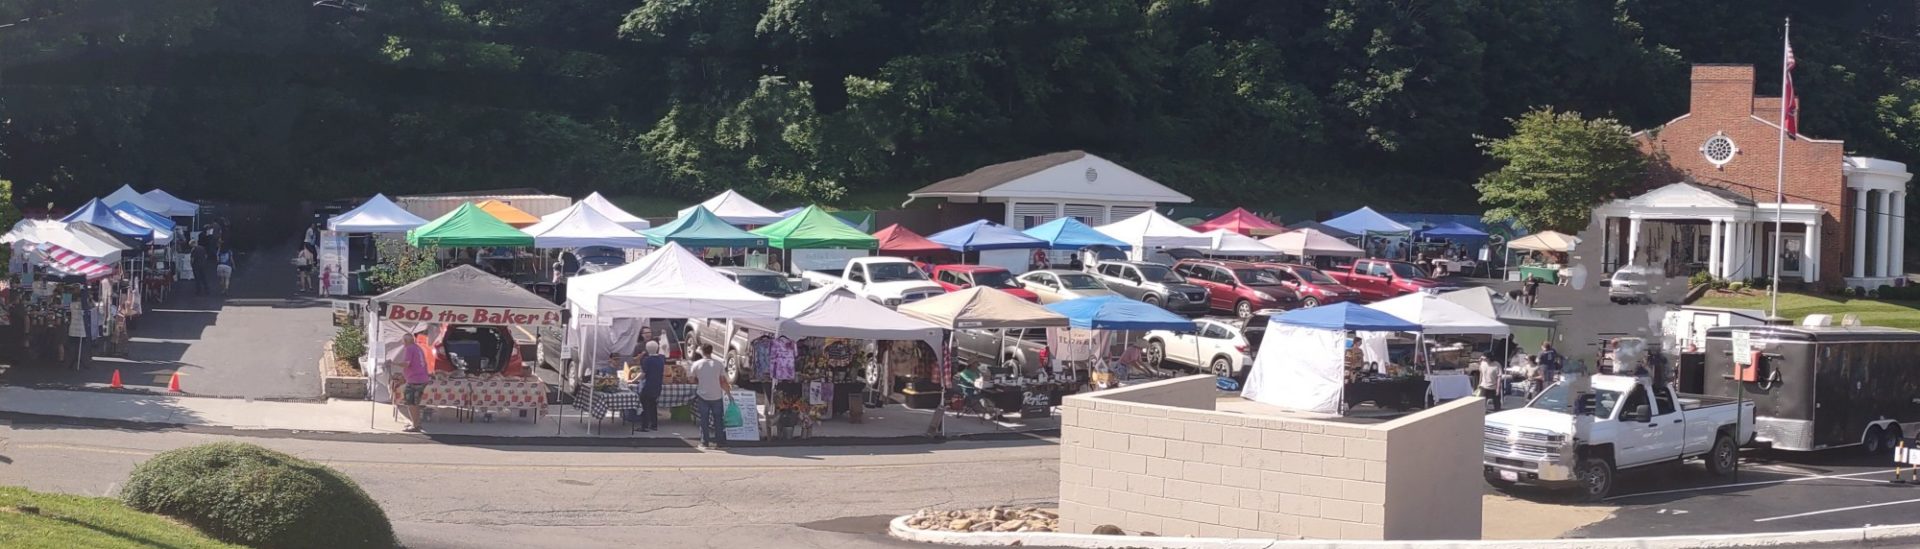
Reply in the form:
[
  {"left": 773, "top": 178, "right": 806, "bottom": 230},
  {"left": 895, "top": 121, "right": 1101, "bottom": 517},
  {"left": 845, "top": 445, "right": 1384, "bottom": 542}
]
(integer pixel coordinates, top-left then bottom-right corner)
[
  {"left": 414, "top": 380, "right": 472, "bottom": 408},
  {"left": 467, "top": 378, "right": 548, "bottom": 414},
  {"left": 655, "top": 384, "right": 700, "bottom": 408},
  {"left": 571, "top": 385, "right": 640, "bottom": 420}
]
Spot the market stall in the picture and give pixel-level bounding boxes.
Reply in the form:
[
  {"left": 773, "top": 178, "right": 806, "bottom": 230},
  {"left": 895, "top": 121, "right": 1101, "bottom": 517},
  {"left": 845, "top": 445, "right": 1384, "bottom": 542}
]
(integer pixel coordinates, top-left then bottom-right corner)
[
  {"left": 1414, "top": 222, "right": 1488, "bottom": 276},
  {"left": 872, "top": 224, "right": 951, "bottom": 260},
  {"left": 365, "top": 265, "right": 561, "bottom": 423},
  {"left": 897, "top": 287, "right": 1070, "bottom": 434},
  {"left": 928, "top": 219, "right": 1048, "bottom": 274},
  {"left": 1260, "top": 228, "right": 1365, "bottom": 260},
  {"left": 1244, "top": 302, "right": 1421, "bottom": 415},
  {"left": 752, "top": 205, "right": 878, "bottom": 275},
  {"left": 678, "top": 189, "right": 784, "bottom": 226},
  {"left": 329, "top": 194, "right": 431, "bottom": 234},
  {"left": 1365, "top": 293, "right": 1510, "bottom": 403},
  {"left": 1044, "top": 295, "right": 1194, "bottom": 393},
  {"left": 1506, "top": 230, "right": 1579, "bottom": 283},
  {"left": 1322, "top": 207, "right": 1413, "bottom": 260},
  {"left": 1188, "top": 228, "right": 1282, "bottom": 257},
  {"left": 1020, "top": 217, "right": 1130, "bottom": 269},
  {"left": 578, "top": 192, "right": 652, "bottom": 231},
  {"left": 1191, "top": 207, "right": 1285, "bottom": 237},
  {"left": 140, "top": 188, "right": 201, "bottom": 222},
  {"left": 4, "top": 219, "right": 137, "bottom": 367},
  {"left": 408, "top": 202, "right": 540, "bottom": 281},
  {"left": 521, "top": 202, "right": 651, "bottom": 249},
  {"left": 1094, "top": 210, "right": 1212, "bottom": 263},
  {"left": 101, "top": 185, "right": 170, "bottom": 220},
  {"left": 642, "top": 206, "right": 770, "bottom": 249},
  {"left": 1437, "top": 287, "right": 1558, "bottom": 356},
  {"left": 475, "top": 200, "right": 542, "bottom": 228},
  {"left": 733, "top": 286, "right": 943, "bottom": 438}
]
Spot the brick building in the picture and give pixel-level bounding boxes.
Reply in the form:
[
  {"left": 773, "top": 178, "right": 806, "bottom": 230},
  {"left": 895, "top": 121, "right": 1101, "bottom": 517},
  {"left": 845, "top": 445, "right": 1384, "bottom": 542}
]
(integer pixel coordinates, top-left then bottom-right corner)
[{"left": 1593, "top": 64, "right": 1912, "bottom": 289}]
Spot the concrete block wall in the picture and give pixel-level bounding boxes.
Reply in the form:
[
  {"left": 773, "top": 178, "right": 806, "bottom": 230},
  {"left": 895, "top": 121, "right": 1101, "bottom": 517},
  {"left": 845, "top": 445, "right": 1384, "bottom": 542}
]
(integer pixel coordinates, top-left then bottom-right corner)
[{"left": 1057, "top": 375, "right": 1482, "bottom": 541}]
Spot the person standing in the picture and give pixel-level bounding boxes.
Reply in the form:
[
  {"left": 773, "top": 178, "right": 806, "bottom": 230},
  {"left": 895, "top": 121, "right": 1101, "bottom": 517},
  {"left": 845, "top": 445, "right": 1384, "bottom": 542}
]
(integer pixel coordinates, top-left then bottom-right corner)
[
  {"left": 215, "top": 247, "right": 234, "bottom": 295},
  {"left": 687, "top": 344, "right": 732, "bottom": 449},
  {"left": 294, "top": 246, "right": 315, "bottom": 294},
  {"left": 1522, "top": 276, "right": 1541, "bottom": 307},
  {"left": 190, "top": 243, "right": 213, "bottom": 295},
  {"left": 631, "top": 341, "right": 666, "bottom": 432},
  {"left": 1477, "top": 355, "right": 1505, "bottom": 411},
  {"left": 399, "top": 333, "right": 432, "bottom": 432},
  {"left": 1537, "top": 342, "right": 1563, "bottom": 386}
]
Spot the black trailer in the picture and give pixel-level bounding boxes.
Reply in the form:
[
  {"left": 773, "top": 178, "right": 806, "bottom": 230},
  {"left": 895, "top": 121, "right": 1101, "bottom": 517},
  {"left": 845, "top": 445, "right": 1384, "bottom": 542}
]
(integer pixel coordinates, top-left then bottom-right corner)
[{"left": 1702, "top": 325, "right": 1920, "bottom": 453}]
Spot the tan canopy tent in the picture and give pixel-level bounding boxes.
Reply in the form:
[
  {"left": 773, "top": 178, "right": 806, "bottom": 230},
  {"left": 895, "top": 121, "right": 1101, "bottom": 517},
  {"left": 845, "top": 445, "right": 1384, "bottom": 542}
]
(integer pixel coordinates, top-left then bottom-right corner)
[
  {"left": 1506, "top": 230, "right": 1580, "bottom": 252},
  {"left": 1260, "top": 228, "right": 1364, "bottom": 257},
  {"left": 897, "top": 287, "right": 1069, "bottom": 330}
]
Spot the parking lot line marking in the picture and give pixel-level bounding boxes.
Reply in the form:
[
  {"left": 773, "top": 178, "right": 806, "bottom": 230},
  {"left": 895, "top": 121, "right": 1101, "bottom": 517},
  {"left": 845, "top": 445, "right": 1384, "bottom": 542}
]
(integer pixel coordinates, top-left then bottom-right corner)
[
  {"left": 1754, "top": 496, "right": 1920, "bottom": 522},
  {"left": 1604, "top": 468, "right": 1895, "bottom": 501}
]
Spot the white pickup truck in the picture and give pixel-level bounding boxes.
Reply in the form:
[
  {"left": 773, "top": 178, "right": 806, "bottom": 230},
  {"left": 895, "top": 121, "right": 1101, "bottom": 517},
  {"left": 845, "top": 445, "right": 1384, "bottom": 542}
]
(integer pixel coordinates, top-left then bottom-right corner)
[
  {"left": 1483, "top": 374, "right": 1756, "bottom": 501},
  {"left": 799, "top": 256, "right": 945, "bottom": 308}
]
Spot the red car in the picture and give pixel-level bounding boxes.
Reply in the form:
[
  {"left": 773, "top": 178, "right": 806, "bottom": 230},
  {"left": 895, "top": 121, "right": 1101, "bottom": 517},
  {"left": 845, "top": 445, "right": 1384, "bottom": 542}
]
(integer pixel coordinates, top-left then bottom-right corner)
[
  {"left": 1172, "top": 259, "right": 1301, "bottom": 318},
  {"left": 1324, "top": 258, "right": 1457, "bottom": 302},
  {"left": 1257, "top": 263, "right": 1364, "bottom": 308},
  {"left": 930, "top": 264, "right": 1040, "bottom": 302}
]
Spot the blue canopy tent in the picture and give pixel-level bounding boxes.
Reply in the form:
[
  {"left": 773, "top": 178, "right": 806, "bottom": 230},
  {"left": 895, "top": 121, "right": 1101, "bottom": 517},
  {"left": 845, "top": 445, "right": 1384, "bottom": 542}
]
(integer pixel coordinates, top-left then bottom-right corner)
[
  {"left": 1022, "top": 218, "right": 1131, "bottom": 251},
  {"left": 1322, "top": 207, "right": 1413, "bottom": 236},
  {"left": 1044, "top": 295, "right": 1193, "bottom": 331},
  {"left": 1274, "top": 302, "right": 1419, "bottom": 332},
  {"left": 928, "top": 220, "right": 1047, "bottom": 251},
  {"left": 111, "top": 203, "right": 177, "bottom": 245},
  {"left": 63, "top": 199, "right": 153, "bottom": 244}
]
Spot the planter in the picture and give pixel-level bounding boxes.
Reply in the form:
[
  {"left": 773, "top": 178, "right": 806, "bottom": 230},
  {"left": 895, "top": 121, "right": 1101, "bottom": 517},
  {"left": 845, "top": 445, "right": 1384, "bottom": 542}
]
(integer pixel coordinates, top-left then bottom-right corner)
[{"left": 319, "top": 340, "right": 370, "bottom": 400}]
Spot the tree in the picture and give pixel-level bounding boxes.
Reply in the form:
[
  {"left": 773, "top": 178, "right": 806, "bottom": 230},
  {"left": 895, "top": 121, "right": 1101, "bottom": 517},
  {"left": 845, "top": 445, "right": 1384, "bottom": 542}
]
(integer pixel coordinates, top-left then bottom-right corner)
[
  {"left": 1475, "top": 108, "right": 1646, "bottom": 233},
  {"left": 0, "top": 180, "right": 19, "bottom": 269}
]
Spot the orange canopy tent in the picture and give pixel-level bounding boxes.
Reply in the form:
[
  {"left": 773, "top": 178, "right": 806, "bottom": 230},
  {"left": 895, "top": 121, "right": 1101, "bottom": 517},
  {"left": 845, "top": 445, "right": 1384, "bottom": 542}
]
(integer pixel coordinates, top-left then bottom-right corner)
[
  {"left": 475, "top": 199, "right": 541, "bottom": 228},
  {"left": 1191, "top": 207, "right": 1284, "bottom": 236}
]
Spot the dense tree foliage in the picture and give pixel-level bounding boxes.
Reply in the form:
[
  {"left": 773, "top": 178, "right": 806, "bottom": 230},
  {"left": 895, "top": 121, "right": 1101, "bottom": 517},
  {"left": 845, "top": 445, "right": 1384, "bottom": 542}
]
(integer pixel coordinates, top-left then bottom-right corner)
[
  {"left": 1475, "top": 109, "right": 1647, "bottom": 234},
  {"left": 1, "top": 1, "right": 1916, "bottom": 213}
]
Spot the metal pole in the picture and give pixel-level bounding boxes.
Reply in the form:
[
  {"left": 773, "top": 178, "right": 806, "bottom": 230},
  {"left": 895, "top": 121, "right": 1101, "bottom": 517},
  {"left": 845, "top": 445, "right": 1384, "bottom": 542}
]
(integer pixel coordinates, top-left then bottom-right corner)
[{"left": 1770, "top": 17, "right": 1790, "bottom": 318}]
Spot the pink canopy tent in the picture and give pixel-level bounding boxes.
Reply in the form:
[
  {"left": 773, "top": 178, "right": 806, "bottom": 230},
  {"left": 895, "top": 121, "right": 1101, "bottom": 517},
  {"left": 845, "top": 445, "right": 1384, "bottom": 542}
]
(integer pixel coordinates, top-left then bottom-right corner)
[{"left": 1191, "top": 207, "right": 1284, "bottom": 236}]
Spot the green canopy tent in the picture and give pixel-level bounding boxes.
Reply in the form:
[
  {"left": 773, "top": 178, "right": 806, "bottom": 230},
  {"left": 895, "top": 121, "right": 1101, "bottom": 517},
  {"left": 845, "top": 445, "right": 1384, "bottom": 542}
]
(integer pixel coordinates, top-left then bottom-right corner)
[
  {"left": 407, "top": 202, "right": 536, "bottom": 247},
  {"left": 641, "top": 205, "right": 769, "bottom": 248},
  {"left": 752, "top": 205, "right": 879, "bottom": 250}
]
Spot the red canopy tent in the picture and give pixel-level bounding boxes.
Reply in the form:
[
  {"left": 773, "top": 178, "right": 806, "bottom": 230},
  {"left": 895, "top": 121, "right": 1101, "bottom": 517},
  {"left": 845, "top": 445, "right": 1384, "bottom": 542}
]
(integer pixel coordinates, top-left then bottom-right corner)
[
  {"left": 1191, "top": 207, "right": 1284, "bottom": 236},
  {"left": 872, "top": 224, "right": 952, "bottom": 257}
]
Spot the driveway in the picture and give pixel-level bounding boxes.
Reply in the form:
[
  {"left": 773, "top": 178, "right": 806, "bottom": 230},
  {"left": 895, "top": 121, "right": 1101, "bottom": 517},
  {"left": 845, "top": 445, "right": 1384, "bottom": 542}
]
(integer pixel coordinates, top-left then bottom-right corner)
[{"left": 5, "top": 239, "right": 331, "bottom": 399}]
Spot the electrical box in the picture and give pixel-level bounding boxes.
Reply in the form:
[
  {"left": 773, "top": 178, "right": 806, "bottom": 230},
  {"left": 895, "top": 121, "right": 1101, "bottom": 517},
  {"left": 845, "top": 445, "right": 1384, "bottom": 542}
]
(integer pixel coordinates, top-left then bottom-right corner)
[{"left": 1735, "top": 351, "right": 1765, "bottom": 382}]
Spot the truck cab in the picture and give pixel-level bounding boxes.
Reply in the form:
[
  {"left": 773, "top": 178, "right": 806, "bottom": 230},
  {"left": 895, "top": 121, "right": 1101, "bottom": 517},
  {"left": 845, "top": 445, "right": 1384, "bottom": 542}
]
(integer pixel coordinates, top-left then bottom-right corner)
[
  {"left": 1326, "top": 259, "right": 1454, "bottom": 302},
  {"left": 800, "top": 256, "right": 945, "bottom": 308},
  {"left": 1483, "top": 374, "right": 1755, "bottom": 501}
]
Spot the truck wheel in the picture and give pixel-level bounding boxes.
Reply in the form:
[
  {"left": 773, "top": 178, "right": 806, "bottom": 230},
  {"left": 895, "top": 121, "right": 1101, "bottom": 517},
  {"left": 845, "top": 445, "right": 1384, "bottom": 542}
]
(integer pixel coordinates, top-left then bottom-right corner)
[
  {"left": 1864, "top": 426, "right": 1887, "bottom": 455},
  {"left": 1575, "top": 457, "right": 1614, "bottom": 502},
  {"left": 1705, "top": 434, "right": 1737, "bottom": 476},
  {"left": 1145, "top": 339, "right": 1167, "bottom": 369},
  {"left": 727, "top": 350, "right": 750, "bottom": 385}
]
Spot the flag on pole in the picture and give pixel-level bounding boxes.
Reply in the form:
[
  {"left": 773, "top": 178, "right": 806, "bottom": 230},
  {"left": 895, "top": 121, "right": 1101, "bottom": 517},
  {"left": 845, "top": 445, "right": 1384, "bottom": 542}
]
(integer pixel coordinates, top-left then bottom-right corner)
[{"left": 1781, "top": 35, "right": 1798, "bottom": 136}]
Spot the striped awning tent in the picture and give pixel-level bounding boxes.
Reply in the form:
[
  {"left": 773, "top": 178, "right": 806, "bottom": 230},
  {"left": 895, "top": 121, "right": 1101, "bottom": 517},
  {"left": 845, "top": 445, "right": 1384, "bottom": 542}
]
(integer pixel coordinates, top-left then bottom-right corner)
[{"left": 33, "top": 242, "right": 117, "bottom": 280}]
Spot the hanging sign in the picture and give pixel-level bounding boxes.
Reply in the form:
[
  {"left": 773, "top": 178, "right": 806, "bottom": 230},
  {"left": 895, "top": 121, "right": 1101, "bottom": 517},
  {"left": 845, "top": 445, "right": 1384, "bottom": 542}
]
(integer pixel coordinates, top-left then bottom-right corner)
[
  {"left": 383, "top": 303, "right": 562, "bottom": 326},
  {"left": 319, "top": 230, "right": 349, "bottom": 296}
]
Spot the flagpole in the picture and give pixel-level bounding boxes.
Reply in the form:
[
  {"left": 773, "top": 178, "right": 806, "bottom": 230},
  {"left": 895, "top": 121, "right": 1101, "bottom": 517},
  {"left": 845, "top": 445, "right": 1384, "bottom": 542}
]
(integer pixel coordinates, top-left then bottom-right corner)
[{"left": 1770, "top": 17, "right": 1790, "bottom": 319}]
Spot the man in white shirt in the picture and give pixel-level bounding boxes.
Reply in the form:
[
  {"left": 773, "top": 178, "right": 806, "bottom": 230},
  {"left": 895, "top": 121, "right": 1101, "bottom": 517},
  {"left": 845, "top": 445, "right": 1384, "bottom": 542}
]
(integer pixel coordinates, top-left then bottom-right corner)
[{"left": 686, "top": 344, "right": 732, "bottom": 449}]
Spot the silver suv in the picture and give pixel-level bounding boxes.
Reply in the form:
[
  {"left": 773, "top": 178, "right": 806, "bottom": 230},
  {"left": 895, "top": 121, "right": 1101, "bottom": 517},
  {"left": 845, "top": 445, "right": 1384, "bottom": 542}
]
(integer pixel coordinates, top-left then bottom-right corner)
[{"left": 1085, "top": 260, "right": 1210, "bottom": 315}]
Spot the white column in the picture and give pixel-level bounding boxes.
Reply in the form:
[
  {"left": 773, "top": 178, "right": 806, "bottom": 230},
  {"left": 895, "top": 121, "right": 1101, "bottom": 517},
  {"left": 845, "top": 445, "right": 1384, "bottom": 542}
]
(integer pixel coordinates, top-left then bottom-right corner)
[
  {"left": 1732, "top": 221, "right": 1748, "bottom": 279},
  {"left": 1856, "top": 188, "right": 1870, "bottom": 279},
  {"left": 1707, "top": 219, "right": 1724, "bottom": 277},
  {"left": 1627, "top": 217, "right": 1643, "bottom": 268},
  {"left": 1895, "top": 191, "right": 1908, "bottom": 278},
  {"left": 1880, "top": 190, "right": 1895, "bottom": 278},
  {"left": 1805, "top": 221, "right": 1820, "bottom": 283}
]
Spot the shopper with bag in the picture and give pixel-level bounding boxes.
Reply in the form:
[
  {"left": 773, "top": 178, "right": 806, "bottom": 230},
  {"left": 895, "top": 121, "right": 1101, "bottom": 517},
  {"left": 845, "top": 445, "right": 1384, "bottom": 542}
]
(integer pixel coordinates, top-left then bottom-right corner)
[{"left": 687, "top": 344, "right": 733, "bottom": 449}]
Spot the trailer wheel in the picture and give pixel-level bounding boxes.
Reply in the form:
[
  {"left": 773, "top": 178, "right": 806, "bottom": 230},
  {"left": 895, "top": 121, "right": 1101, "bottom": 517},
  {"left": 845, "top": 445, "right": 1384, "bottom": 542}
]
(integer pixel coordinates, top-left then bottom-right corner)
[
  {"left": 1887, "top": 426, "right": 1905, "bottom": 452},
  {"left": 1864, "top": 426, "right": 1887, "bottom": 455},
  {"left": 1705, "top": 434, "right": 1737, "bottom": 476}
]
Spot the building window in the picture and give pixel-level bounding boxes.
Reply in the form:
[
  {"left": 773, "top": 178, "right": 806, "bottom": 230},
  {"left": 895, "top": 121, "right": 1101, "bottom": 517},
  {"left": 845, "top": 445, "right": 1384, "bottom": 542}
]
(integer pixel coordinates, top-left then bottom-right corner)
[{"left": 1701, "top": 134, "right": 1737, "bottom": 167}]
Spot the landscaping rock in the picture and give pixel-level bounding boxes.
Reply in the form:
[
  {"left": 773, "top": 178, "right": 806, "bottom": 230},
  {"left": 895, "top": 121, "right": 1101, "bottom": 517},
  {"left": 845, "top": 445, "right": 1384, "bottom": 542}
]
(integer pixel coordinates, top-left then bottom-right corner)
[{"left": 906, "top": 506, "right": 1059, "bottom": 533}]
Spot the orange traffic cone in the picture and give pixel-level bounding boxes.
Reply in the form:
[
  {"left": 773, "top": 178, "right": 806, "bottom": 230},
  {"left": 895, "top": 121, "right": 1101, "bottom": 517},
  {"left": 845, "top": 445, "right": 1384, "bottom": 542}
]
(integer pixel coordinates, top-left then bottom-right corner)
[
  {"left": 166, "top": 372, "right": 182, "bottom": 393},
  {"left": 110, "top": 370, "right": 123, "bottom": 390}
]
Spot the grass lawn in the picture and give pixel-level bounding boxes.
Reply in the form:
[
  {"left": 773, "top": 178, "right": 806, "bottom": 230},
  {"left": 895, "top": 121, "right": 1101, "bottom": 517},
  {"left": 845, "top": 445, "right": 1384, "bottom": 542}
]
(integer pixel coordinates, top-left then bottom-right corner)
[
  {"left": 0, "top": 486, "right": 240, "bottom": 549},
  {"left": 1693, "top": 290, "right": 1920, "bottom": 331}
]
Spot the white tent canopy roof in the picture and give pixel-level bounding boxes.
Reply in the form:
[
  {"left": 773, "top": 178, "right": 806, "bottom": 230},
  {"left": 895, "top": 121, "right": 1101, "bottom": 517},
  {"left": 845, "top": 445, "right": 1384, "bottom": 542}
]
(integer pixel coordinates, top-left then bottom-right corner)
[
  {"left": 678, "top": 190, "right": 783, "bottom": 226},
  {"left": 522, "top": 202, "right": 652, "bottom": 249},
  {"left": 328, "top": 194, "right": 431, "bottom": 233},
  {"left": 1506, "top": 230, "right": 1580, "bottom": 253},
  {"left": 566, "top": 242, "right": 779, "bottom": 318},
  {"left": 735, "top": 286, "right": 944, "bottom": 348},
  {"left": 580, "top": 192, "right": 651, "bottom": 230},
  {"left": 1366, "top": 293, "right": 1510, "bottom": 336},
  {"left": 1189, "top": 229, "right": 1282, "bottom": 256},
  {"left": 102, "top": 184, "right": 167, "bottom": 214},
  {"left": 2, "top": 219, "right": 128, "bottom": 261},
  {"left": 140, "top": 189, "right": 200, "bottom": 217},
  {"left": 1095, "top": 210, "right": 1212, "bottom": 250},
  {"left": 1260, "top": 228, "right": 1364, "bottom": 257}
]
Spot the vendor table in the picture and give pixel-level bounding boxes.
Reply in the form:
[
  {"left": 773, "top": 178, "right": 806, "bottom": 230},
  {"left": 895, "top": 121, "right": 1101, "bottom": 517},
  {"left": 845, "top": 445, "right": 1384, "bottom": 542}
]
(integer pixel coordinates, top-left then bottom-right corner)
[
  {"left": 572, "top": 384, "right": 639, "bottom": 420},
  {"left": 656, "top": 384, "right": 700, "bottom": 408},
  {"left": 414, "top": 380, "right": 471, "bottom": 409},
  {"left": 1344, "top": 378, "right": 1430, "bottom": 411},
  {"left": 467, "top": 378, "right": 548, "bottom": 415},
  {"left": 1425, "top": 373, "right": 1473, "bottom": 401},
  {"left": 1517, "top": 265, "right": 1559, "bottom": 284}
]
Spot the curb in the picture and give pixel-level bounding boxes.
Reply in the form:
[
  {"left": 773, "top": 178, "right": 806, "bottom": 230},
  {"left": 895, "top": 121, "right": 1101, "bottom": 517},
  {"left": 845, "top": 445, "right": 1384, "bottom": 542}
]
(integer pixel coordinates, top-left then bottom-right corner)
[{"left": 888, "top": 515, "right": 1920, "bottom": 548}]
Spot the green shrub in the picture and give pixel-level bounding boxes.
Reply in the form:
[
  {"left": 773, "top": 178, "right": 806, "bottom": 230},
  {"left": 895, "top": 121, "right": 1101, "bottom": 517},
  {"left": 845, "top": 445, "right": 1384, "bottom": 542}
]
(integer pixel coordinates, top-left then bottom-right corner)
[
  {"left": 1746, "top": 276, "right": 1772, "bottom": 291},
  {"left": 1727, "top": 282, "right": 1745, "bottom": 292},
  {"left": 1688, "top": 271, "right": 1714, "bottom": 288},
  {"left": 332, "top": 324, "right": 367, "bottom": 361},
  {"left": 122, "top": 443, "right": 396, "bottom": 549}
]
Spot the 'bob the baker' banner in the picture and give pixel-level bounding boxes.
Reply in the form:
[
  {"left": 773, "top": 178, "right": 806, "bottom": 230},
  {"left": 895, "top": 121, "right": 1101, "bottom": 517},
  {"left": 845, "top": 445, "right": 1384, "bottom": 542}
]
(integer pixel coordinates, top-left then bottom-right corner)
[{"left": 384, "top": 304, "right": 562, "bottom": 326}]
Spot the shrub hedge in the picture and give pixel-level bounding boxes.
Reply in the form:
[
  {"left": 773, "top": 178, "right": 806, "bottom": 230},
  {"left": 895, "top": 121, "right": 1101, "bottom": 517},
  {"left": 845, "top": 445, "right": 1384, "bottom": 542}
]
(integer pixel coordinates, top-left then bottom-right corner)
[{"left": 121, "top": 443, "right": 396, "bottom": 549}]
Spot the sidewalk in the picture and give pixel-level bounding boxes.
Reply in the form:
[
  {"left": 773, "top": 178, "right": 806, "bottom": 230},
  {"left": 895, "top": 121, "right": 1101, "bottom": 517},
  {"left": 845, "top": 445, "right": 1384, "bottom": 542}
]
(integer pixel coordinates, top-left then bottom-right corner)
[{"left": 0, "top": 386, "right": 1057, "bottom": 442}]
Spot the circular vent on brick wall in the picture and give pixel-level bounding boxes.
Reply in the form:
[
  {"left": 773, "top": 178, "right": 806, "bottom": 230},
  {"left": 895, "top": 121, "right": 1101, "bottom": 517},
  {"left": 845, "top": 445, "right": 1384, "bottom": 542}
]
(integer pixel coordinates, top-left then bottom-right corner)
[{"left": 1701, "top": 134, "right": 1737, "bottom": 167}]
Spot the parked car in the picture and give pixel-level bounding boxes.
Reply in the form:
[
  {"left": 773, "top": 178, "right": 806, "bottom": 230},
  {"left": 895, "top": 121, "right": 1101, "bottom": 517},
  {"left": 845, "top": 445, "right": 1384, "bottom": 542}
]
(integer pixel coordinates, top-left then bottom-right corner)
[
  {"left": 1084, "top": 260, "right": 1210, "bottom": 315},
  {"left": 1172, "top": 259, "right": 1302, "bottom": 318},
  {"left": 685, "top": 317, "right": 757, "bottom": 384},
  {"left": 953, "top": 327, "right": 1049, "bottom": 376},
  {"left": 799, "top": 256, "right": 946, "bottom": 308},
  {"left": 716, "top": 266, "right": 798, "bottom": 298},
  {"left": 1016, "top": 269, "right": 1120, "bottom": 304},
  {"left": 1604, "top": 266, "right": 1651, "bottom": 304},
  {"left": 931, "top": 264, "right": 1039, "bottom": 302},
  {"left": 1143, "top": 316, "right": 1267, "bottom": 379},
  {"left": 1483, "top": 375, "right": 1756, "bottom": 501},
  {"left": 1257, "top": 263, "right": 1363, "bottom": 308},
  {"left": 1325, "top": 258, "right": 1456, "bottom": 302}
]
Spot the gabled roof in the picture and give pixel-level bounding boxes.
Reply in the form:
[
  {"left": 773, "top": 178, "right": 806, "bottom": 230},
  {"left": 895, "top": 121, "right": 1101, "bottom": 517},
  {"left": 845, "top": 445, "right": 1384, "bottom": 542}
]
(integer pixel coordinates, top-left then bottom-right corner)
[
  {"left": 910, "top": 151, "right": 1192, "bottom": 204},
  {"left": 1622, "top": 181, "right": 1755, "bottom": 208}
]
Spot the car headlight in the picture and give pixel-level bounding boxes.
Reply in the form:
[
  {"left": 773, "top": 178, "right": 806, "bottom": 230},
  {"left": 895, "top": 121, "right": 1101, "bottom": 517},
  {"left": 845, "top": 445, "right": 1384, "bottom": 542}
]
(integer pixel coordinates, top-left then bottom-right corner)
[
  {"left": 1253, "top": 291, "right": 1273, "bottom": 301},
  {"left": 883, "top": 298, "right": 901, "bottom": 306}
]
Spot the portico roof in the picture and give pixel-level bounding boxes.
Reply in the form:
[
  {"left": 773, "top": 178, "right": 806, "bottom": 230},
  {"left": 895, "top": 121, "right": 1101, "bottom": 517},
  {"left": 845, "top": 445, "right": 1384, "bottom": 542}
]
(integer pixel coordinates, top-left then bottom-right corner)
[{"left": 1595, "top": 181, "right": 1823, "bottom": 226}]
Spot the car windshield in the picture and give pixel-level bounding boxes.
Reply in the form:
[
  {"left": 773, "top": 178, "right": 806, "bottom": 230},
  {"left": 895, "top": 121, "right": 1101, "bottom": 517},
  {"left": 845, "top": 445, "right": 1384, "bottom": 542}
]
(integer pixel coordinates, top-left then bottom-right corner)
[
  {"left": 1613, "top": 271, "right": 1644, "bottom": 283},
  {"left": 1057, "top": 273, "right": 1106, "bottom": 290},
  {"left": 1389, "top": 262, "right": 1429, "bottom": 279},
  {"left": 1136, "top": 265, "right": 1185, "bottom": 284},
  {"left": 1234, "top": 268, "right": 1283, "bottom": 285},
  {"left": 1528, "top": 383, "right": 1624, "bottom": 418},
  {"left": 972, "top": 270, "right": 1019, "bottom": 289},
  {"left": 868, "top": 263, "right": 928, "bottom": 282},
  {"left": 734, "top": 275, "right": 789, "bottom": 294},
  {"left": 1291, "top": 267, "right": 1339, "bottom": 285}
]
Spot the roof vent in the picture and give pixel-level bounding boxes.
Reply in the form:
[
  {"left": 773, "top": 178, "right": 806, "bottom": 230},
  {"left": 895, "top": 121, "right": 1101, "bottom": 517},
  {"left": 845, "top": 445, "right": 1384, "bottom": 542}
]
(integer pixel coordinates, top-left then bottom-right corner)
[{"left": 1801, "top": 314, "right": 1833, "bottom": 327}]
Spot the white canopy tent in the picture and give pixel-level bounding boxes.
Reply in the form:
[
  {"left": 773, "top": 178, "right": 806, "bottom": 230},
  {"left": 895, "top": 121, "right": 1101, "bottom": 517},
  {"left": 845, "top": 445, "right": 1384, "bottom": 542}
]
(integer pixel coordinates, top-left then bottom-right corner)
[
  {"left": 1189, "top": 229, "right": 1282, "bottom": 256},
  {"left": 580, "top": 192, "right": 651, "bottom": 230},
  {"left": 522, "top": 202, "right": 651, "bottom": 249},
  {"left": 566, "top": 241, "right": 779, "bottom": 319},
  {"left": 102, "top": 185, "right": 167, "bottom": 214},
  {"left": 1366, "top": 293, "right": 1510, "bottom": 336},
  {"left": 2, "top": 219, "right": 129, "bottom": 262},
  {"left": 1243, "top": 324, "right": 1349, "bottom": 414},
  {"left": 678, "top": 190, "right": 783, "bottom": 226},
  {"left": 328, "top": 194, "right": 431, "bottom": 233},
  {"left": 1261, "top": 228, "right": 1365, "bottom": 257},
  {"left": 735, "top": 286, "right": 944, "bottom": 349},
  {"left": 140, "top": 189, "right": 200, "bottom": 217},
  {"left": 1095, "top": 210, "right": 1212, "bottom": 261}
]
